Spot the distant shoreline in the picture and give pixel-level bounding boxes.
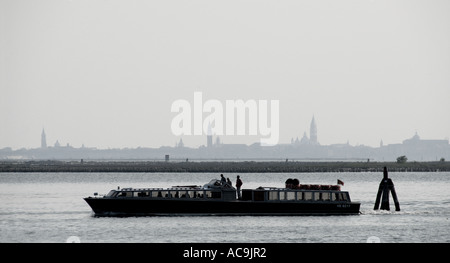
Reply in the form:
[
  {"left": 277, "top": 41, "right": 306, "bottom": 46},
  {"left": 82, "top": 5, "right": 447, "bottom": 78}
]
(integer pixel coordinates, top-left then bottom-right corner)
[{"left": 0, "top": 160, "right": 449, "bottom": 173}]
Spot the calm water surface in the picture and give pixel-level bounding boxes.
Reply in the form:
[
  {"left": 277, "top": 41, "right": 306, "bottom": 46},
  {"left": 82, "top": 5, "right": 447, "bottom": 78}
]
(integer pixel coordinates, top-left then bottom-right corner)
[{"left": 0, "top": 172, "right": 449, "bottom": 243}]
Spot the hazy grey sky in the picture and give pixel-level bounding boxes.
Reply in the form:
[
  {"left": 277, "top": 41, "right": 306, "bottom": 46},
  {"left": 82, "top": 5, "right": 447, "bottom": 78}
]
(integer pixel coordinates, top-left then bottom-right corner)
[{"left": 1, "top": 0, "right": 449, "bottom": 149}]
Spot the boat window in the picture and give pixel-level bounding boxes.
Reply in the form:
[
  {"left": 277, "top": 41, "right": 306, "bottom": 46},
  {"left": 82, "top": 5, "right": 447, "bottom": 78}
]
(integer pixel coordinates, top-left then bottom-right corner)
[
  {"left": 268, "top": 191, "right": 278, "bottom": 200},
  {"left": 159, "top": 191, "right": 169, "bottom": 198},
  {"left": 134, "top": 191, "right": 149, "bottom": 197},
  {"left": 187, "top": 191, "right": 196, "bottom": 198},
  {"left": 335, "top": 192, "right": 348, "bottom": 201},
  {"left": 178, "top": 191, "right": 188, "bottom": 198},
  {"left": 204, "top": 191, "right": 221, "bottom": 199},
  {"left": 286, "top": 191, "right": 296, "bottom": 200},
  {"left": 314, "top": 192, "right": 330, "bottom": 201},
  {"left": 151, "top": 191, "right": 159, "bottom": 198},
  {"left": 313, "top": 192, "right": 319, "bottom": 201},
  {"left": 279, "top": 191, "right": 286, "bottom": 200},
  {"left": 304, "top": 192, "right": 312, "bottom": 201},
  {"left": 118, "top": 191, "right": 132, "bottom": 197},
  {"left": 331, "top": 192, "right": 338, "bottom": 201},
  {"left": 106, "top": 190, "right": 116, "bottom": 197},
  {"left": 297, "top": 192, "right": 304, "bottom": 201}
]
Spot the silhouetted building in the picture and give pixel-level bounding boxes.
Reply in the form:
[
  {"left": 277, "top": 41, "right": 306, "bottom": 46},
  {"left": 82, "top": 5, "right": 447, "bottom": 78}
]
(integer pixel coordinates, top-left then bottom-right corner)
[
  {"left": 300, "top": 132, "right": 309, "bottom": 144},
  {"left": 177, "top": 138, "right": 184, "bottom": 148},
  {"left": 207, "top": 123, "right": 213, "bottom": 148},
  {"left": 41, "top": 129, "right": 47, "bottom": 149},
  {"left": 402, "top": 132, "right": 448, "bottom": 147},
  {"left": 291, "top": 116, "right": 319, "bottom": 146},
  {"left": 310, "top": 116, "right": 318, "bottom": 145}
]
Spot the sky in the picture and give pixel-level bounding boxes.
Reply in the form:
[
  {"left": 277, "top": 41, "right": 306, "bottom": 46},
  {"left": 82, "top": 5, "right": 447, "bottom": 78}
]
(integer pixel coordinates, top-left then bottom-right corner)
[{"left": 1, "top": 0, "right": 449, "bottom": 150}]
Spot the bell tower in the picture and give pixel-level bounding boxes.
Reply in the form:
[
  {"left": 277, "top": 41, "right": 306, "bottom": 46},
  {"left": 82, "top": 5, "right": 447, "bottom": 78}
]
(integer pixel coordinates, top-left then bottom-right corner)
[
  {"left": 310, "top": 116, "right": 318, "bottom": 145},
  {"left": 41, "top": 128, "right": 47, "bottom": 149}
]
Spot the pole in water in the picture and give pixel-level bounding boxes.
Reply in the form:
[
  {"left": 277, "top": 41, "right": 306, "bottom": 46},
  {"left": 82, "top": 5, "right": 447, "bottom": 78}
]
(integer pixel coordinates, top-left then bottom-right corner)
[{"left": 374, "top": 167, "right": 400, "bottom": 211}]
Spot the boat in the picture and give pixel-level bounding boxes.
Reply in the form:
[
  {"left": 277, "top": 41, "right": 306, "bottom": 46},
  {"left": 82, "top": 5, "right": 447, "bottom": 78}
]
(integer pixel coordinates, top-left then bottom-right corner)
[{"left": 84, "top": 178, "right": 361, "bottom": 216}]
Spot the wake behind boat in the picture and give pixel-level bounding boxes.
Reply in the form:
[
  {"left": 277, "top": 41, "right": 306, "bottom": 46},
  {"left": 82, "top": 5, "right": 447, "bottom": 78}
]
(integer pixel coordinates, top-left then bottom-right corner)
[{"left": 84, "top": 178, "right": 360, "bottom": 216}]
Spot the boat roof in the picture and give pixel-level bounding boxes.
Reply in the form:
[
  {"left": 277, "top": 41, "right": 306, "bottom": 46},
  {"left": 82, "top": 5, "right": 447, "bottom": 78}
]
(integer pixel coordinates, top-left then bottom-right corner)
[{"left": 115, "top": 178, "right": 342, "bottom": 192}]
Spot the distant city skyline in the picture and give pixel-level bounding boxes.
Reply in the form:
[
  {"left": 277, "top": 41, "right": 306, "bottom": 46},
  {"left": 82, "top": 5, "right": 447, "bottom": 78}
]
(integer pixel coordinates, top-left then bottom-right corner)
[
  {"left": 2, "top": 125, "right": 448, "bottom": 162},
  {"left": 1, "top": 1, "right": 449, "bottom": 150},
  {"left": 34, "top": 119, "right": 448, "bottom": 151}
]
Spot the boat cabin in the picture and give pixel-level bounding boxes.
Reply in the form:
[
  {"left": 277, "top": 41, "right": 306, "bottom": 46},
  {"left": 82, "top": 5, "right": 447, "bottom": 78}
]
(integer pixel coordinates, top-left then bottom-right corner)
[
  {"left": 105, "top": 187, "right": 237, "bottom": 201},
  {"left": 242, "top": 188, "right": 351, "bottom": 202},
  {"left": 103, "top": 187, "right": 350, "bottom": 203}
]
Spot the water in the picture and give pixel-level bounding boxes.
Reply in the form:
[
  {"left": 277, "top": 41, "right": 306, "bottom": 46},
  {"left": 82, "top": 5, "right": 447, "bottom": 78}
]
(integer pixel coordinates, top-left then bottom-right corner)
[{"left": 0, "top": 172, "right": 449, "bottom": 243}]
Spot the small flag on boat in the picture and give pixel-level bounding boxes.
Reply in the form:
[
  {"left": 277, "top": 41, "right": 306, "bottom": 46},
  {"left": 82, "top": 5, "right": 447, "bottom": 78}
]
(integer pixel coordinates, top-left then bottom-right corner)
[{"left": 337, "top": 179, "right": 344, "bottom": 186}]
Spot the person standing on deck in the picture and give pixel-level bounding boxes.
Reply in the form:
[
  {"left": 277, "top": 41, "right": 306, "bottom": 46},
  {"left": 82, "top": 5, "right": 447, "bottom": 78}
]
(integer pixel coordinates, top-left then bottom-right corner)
[
  {"left": 236, "top": 175, "right": 243, "bottom": 200},
  {"left": 220, "top": 174, "right": 226, "bottom": 185},
  {"left": 226, "top": 178, "right": 232, "bottom": 187}
]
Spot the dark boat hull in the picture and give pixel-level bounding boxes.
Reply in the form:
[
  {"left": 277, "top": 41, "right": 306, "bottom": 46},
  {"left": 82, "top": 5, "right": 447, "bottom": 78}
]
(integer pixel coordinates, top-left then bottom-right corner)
[{"left": 84, "top": 197, "right": 360, "bottom": 216}]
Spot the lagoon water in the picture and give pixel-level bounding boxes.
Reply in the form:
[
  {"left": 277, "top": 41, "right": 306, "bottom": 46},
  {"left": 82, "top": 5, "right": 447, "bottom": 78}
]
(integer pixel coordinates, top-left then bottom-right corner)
[{"left": 0, "top": 172, "right": 449, "bottom": 243}]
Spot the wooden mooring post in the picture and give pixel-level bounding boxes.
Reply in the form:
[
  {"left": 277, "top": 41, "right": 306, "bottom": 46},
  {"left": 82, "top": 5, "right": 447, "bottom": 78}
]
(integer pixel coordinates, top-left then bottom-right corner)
[{"left": 374, "top": 167, "right": 400, "bottom": 211}]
